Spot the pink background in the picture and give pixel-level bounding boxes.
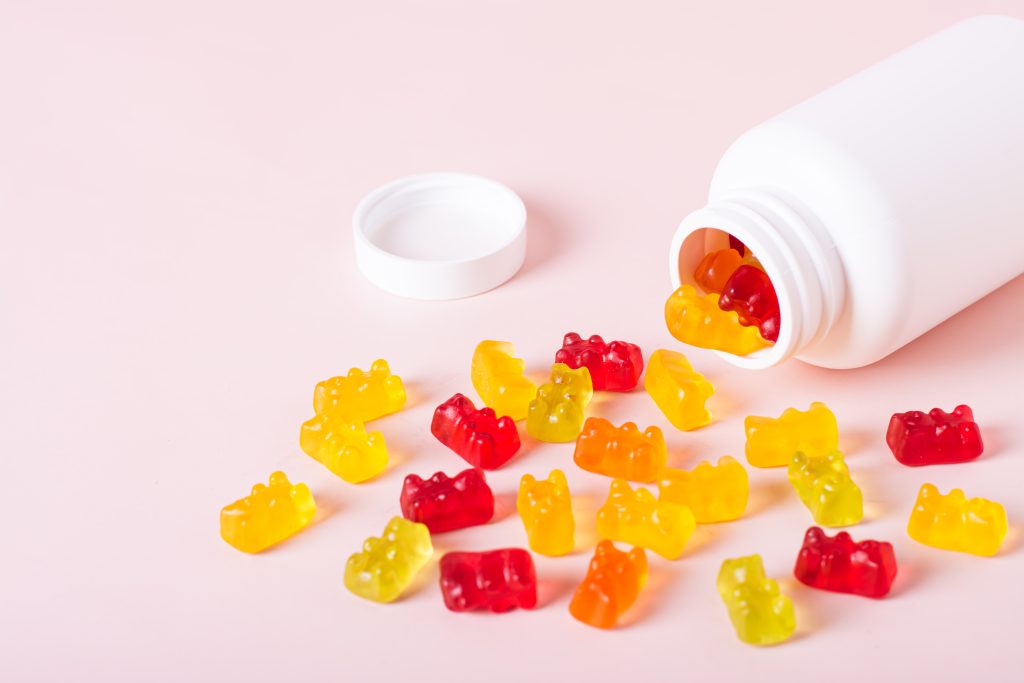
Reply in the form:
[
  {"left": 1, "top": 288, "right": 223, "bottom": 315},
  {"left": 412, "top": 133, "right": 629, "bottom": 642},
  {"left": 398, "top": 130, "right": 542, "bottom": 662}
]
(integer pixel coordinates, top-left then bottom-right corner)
[{"left": 3, "top": 1, "right": 1023, "bottom": 680}]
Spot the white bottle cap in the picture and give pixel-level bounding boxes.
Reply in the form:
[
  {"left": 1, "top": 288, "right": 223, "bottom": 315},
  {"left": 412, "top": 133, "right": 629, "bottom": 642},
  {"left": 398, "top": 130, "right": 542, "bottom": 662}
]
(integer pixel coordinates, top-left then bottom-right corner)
[{"left": 352, "top": 173, "right": 528, "bottom": 300}]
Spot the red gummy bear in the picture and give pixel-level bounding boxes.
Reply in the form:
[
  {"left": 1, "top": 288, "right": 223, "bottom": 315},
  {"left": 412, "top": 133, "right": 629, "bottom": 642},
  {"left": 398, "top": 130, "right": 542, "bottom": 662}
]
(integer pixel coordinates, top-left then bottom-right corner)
[
  {"left": 794, "top": 527, "right": 897, "bottom": 598},
  {"left": 431, "top": 393, "right": 521, "bottom": 469},
  {"left": 554, "top": 332, "right": 644, "bottom": 391},
  {"left": 400, "top": 468, "right": 495, "bottom": 533},
  {"left": 718, "top": 265, "right": 780, "bottom": 343},
  {"left": 885, "top": 405, "right": 983, "bottom": 466},
  {"left": 439, "top": 548, "right": 537, "bottom": 612},
  {"left": 728, "top": 234, "right": 747, "bottom": 255}
]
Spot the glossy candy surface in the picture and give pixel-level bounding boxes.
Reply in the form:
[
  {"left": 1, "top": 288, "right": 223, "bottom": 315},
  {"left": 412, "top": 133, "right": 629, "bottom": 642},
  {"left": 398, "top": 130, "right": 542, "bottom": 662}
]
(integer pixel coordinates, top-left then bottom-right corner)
[
  {"left": 794, "top": 527, "right": 897, "bottom": 598},
  {"left": 220, "top": 471, "right": 316, "bottom": 553},
  {"left": 718, "top": 554, "right": 795, "bottom": 646},
  {"left": 596, "top": 479, "right": 695, "bottom": 560},
  {"left": 299, "top": 415, "right": 387, "bottom": 483},
  {"left": 555, "top": 332, "right": 644, "bottom": 392},
  {"left": 664, "top": 285, "right": 770, "bottom": 356},
  {"left": 526, "top": 363, "right": 593, "bottom": 442},
  {"left": 439, "top": 549, "right": 537, "bottom": 612},
  {"left": 907, "top": 484, "right": 1007, "bottom": 556},
  {"left": 400, "top": 468, "right": 495, "bottom": 533},
  {"left": 694, "top": 248, "right": 743, "bottom": 294},
  {"left": 517, "top": 469, "right": 575, "bottom": 556},
  {"left": 574, "top": 417, "right": 666, "bottom": 483},
  {"left": 643, "top": 349, "right": 714, "bottom": 431},
  {"left": 718, "top": 264, "right": 781, "bottom": 343},
  {"left": 471, "top": 340, "right": 537, "bottom": 421},
  {"left": 431, "top": 393, "right": 520, "bottom": 469},
  {"left": 313, "top": 359, "right": 406, "bottom": 423},
  {"left": 344, "top": 516, "right": 433, "bottom": 603},
  {"left": 886, "top": 405, "right": 983, "bottom": 466},
  {"left": 744, "top": 402, "right": 838, "bottom": 468},
  {"left": 569, "top": 541, "right": 648, "bottom": 629},
  {"left": 658, "top": 456, "right": 749, "bottom": 523},
  {"left": 788, "top": 450, "right": 863, "bottom": 527}
]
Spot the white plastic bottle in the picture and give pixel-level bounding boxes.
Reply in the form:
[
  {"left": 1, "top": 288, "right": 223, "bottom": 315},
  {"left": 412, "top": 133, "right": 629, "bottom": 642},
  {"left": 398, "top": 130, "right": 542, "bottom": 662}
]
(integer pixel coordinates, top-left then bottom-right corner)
[{"left": 670, "top": 15, "right": 1024, "bottom": 369}]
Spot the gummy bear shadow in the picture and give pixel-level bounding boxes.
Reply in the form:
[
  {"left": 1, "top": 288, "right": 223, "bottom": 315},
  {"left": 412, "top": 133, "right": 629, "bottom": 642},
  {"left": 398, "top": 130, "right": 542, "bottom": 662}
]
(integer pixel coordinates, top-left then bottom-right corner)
[
  {"left": 535, "top": 576, "right": 575, "bottom": 608},
  {"left": 617, "top": 564, "right": 676, "bottom": 628},
  {"left": 837, "top": 426, "right": 875, "bottom": 457},
  {"left": 490, "top": 492, "right": 518, "bottom": 524},
  {"left": 745, "top": 479, "right": 791, "bottom": 516},
  {"left": 570, "top": 493, "right": 601, "bottom": 555},
  {"left": 682, "top": 524, "right": 727, "bottom": 558}
]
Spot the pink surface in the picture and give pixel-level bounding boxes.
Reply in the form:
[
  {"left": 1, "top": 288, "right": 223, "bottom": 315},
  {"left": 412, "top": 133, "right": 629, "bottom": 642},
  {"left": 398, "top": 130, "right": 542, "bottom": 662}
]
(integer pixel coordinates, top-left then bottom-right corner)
[{"left": 3, "top": 1, "right": 1023, "bottom": 680}]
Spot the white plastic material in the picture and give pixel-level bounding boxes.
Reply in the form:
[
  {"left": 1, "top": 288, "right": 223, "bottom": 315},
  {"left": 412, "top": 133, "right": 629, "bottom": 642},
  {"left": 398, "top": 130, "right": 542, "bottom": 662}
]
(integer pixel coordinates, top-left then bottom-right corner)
[
  {"left": 353, "top": 173, "right": 527, "bottom": 299},
  {"left": 671, "top": 15, "right": 1024, "bottom": 369}
]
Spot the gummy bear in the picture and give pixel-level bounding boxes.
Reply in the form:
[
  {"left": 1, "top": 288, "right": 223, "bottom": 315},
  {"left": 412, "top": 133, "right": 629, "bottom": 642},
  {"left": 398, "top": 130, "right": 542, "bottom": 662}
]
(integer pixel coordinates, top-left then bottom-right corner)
[
  {"left": 525, "top": 363, "right": 593, "bottom": 442},
  {"left": 299, "top": 414, "right": 387, "bottom": 483},
  {"left": 717, "top": 554, "right": 795, "bottom": 646},
  {"left": 694, "top": 248, "right": 743, "bottom": 294},
  {"left": 794, "top": 527, "right": 897, "bottom": 598},
  {"left": 787, "top": 450, "right": 863, "bottom": 527},
  {"left": 718, "top": 264, "right": 781, "bottom": 343},
  {"left": 596, "top": 479, "right": 695, "bottom": 560},
  {"left": 313, "top": 359, "right": 406, "bottom": 423},
  {"left": 220, "top": 471, "right": 316, "bottom": 553},
  {"left": 344, "top": 516, "right": 433, "bottom": 603},
  {"left": 569, "top": 540, "right": 648, "bottom": 629},
  {"left": 728, "top": 234, "right": 747, "bottom": 255},
  {"left": 554, "top": 332, "right": 644, "bottom": 392},
  {"left": 907, "top": 483, "right": 1007, "bottom": 556},
  {"left": 664, "top": 285, "right": 770, "bottom": 356},
  {"left": 471, "top": 340, "right": 537, "bottom": 421},
  {"left": 517, "top": 469, "right": 575, "bottom": 556},
  {"left": 439, "top": 549, "right": 537, "bottom": 612},
  {"left": 657, "top": 456, "right": 749, "bottom": 523},
  {"left": 431, "top": 393, "right": 520, "bottom": 469},
  {"left": 643, "top": 349, "right": 714, "bottom": 431},
  {"left": 574, "top": 417, "right": 666, "bottom": 483},
  {"left": 400, "top": 468, "right": 495, "bottom": 533},
  {"left": 744, "top": 402, "right": 838, "bottom": 468},
  {"left": 886, "top": 405, "right": 984, "bottom": 466}
]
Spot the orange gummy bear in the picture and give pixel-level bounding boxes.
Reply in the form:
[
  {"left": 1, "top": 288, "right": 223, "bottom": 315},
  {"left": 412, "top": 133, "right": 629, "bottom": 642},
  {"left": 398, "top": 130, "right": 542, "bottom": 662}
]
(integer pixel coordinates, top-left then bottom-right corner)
[
  {"left": 569, "top": 540, "right": 648, "bottom": 629},
  {"left": 694, "top": 248, "right": 743, "bottom": 294},
  {"left": 573, "top": 417, "right": 666, "bottom": 483}
]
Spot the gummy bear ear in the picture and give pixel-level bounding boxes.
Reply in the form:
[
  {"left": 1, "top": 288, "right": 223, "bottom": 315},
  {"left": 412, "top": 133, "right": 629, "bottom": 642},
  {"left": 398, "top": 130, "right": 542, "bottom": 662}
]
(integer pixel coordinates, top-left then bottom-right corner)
[
  {"left": 370, "top": 359, "right": 391, "bottom": 374},
  {"left": 563, "top": 332, "right": 582, "bottom": 345},
  {"left": 269, "top": 471, "right": 290, "bottom": 486},
  {"left": 549, "top": 469, "right": 567, "bottom": 486},
  {"left": 587, "top": 334, "right": 604, "bottom": 345}
]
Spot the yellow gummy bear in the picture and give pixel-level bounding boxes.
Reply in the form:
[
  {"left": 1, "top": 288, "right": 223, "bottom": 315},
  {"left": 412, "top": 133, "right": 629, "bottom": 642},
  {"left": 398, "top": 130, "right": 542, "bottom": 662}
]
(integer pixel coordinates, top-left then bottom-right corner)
[
  {"left": 344, "top": 516, "right": 433, "bottom": 603},
  {"left": 526, "top": 363, "right": 593, "bottom": 442},
  {"left": 517, "top": 469, "right": 575, "bottom": 556},
  {"left": 471, "top": 340, "right": 537, "bottom": 421},
  {"left": 658, "top": 456, "right": 749, "bottom": 523},
  {"left": 664, "top": 285, "right": 770, "bottom": 356},
  {"left": 596, "top": 479, "right": 695, "bottom": 560},
  {"left": 314, "top": 359, "right": 406, "bottom": 422},
  {"left": 787, "top": 450, "right": 863, "bottom": 527},
  {"left": 744, "top": 402, "right": 838, "bottom": 467},
  {"left": 220, "top": 471, "right": 316, "bottom": 553},
  {"left": 907, "top": 483, "right": 1007, "bottom": 556},
  {"left": 643, "top": 349, "right": 714, "bottom": 431},
  {"left": 717, "top": 554, "right": 795, "bottom": 646},
  {"left": 299, "top": 414, "right": 388, "bottom": 483}
]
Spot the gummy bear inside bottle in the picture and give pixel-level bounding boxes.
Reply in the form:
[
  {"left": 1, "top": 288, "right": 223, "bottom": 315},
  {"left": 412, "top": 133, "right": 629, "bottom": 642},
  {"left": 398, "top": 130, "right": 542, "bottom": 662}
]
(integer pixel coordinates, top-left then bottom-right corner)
[{"left": 666, "top": 229, "right": 780, "bottom": 356}]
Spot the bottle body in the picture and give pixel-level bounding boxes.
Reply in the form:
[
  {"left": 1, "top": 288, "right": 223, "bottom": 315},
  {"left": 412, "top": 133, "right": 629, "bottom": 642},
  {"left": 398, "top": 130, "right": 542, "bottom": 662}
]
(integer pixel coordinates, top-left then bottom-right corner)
[{"left": 671, "top": 15, "right": 1024, "bottom": 369}]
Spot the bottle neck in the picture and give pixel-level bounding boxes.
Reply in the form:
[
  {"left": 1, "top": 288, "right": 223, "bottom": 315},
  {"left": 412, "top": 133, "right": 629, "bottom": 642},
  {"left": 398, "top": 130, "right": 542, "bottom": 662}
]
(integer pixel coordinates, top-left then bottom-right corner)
[{"left": 669, "top": 189, "right": 844, "bottom": 369}]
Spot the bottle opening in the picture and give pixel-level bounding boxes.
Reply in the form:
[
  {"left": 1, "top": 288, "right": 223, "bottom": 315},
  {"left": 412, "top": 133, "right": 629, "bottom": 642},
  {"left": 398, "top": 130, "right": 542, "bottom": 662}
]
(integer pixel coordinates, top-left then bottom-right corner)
[{"left": 667, "top": 225, "right": 783, "bottom": 364}]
